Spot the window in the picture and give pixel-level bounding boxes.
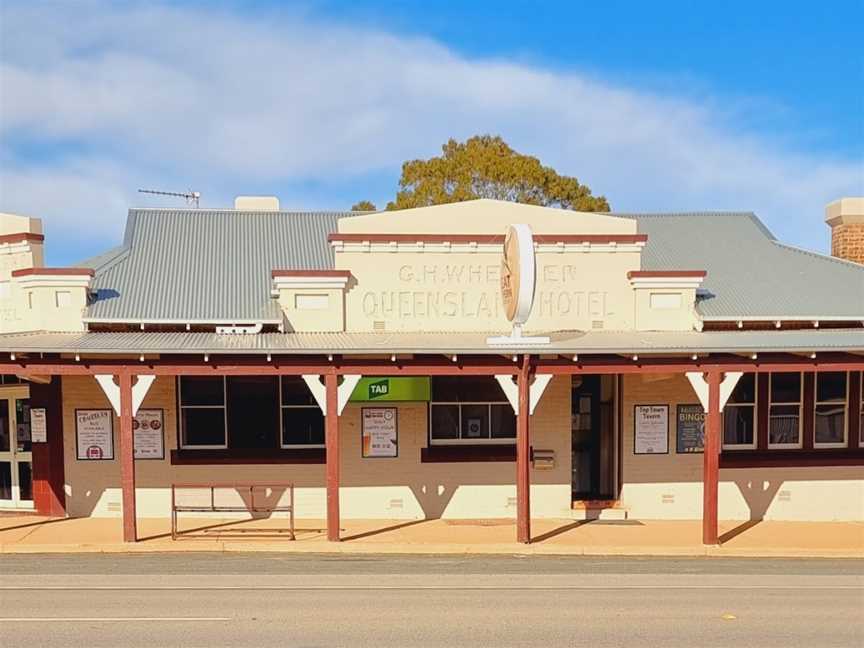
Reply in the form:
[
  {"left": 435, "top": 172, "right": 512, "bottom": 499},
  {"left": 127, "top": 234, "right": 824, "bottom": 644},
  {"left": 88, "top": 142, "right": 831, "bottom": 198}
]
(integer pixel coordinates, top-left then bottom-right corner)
[
  {"left": 723, "top": 373, "right": 756, "bottom": 448},
  {"left": 179, "top": 376, "right": 227, "bottom": 448},
  {"left": 815, "top": 372, "right": 847, "bottom": 447},
  {"left": 768, "top": 373, "right": 802, "bottom": 448},
  {"left": 280, "top": 376, "right": 324, "bottom": 447},
  {"left": 429, "top": 377, "right": 515, "bottom": 444}
]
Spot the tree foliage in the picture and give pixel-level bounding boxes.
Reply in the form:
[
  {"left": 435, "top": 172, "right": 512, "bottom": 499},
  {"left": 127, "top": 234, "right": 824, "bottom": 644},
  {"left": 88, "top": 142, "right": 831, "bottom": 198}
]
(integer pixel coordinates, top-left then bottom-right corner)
[
  {"left": 385, "top": 135, "right": 609, "bottom": 212},
  {"left": 350, "top": 200, "right": 377, "bottom": 211}
]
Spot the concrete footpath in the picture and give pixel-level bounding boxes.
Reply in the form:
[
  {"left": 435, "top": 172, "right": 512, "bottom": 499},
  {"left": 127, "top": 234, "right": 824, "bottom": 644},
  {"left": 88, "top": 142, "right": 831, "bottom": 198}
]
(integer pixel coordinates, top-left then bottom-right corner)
[{"left": 0, "top": 515, "right": 862, "bottom": 557}]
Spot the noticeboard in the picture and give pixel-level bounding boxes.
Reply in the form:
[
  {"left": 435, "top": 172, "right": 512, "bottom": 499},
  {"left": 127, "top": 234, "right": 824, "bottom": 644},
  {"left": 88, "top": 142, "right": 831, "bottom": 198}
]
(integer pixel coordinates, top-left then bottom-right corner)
[
  {"left": 134, "top": 409, "right": 165, "bottom": 460},
  {"left": 361, "top": 407, "right": 398, "bottom": 458},
  {"left": 634, "top": 405, "right": 669, "bottom": 455},
  {"left": 676, "top": 404, "right": 705, "bottom": 454},
  {"left": 30, "top": 408, "right": 48, "bottom": 443},
  {"left": 75, "top": 409, "right": 114, "bottom": 460}
]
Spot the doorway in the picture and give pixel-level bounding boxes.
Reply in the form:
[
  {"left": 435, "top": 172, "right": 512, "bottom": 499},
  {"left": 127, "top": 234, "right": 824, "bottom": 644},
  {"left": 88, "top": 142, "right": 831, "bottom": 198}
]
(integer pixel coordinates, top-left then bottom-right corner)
[
  {"left": 571, "top": 375, "right": 616, "bottom": 501},
  {"left": 0, "top": 387, "right": 33, "bottom": 509}
]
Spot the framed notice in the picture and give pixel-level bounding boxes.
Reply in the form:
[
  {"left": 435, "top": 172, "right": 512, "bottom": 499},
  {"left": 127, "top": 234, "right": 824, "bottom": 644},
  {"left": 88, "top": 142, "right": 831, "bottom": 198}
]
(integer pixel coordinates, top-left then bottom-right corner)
[
  {"left": 634, "top": 405, "right": 669, "bottom": 455},
  {"left": 75, "top": 409, "right": 114, "bottom": 460},
  {"left": 134, "top": 409, "right": 165, "bottom": 460},
  {"left": 361, "top": 407, "right": 398, "bottom": 458},
  {"left": 676, "top": 404, "right": 705, "bottom": 454},
  {"left": 30, "top": 408, "right": 48, "bottom": 443}
]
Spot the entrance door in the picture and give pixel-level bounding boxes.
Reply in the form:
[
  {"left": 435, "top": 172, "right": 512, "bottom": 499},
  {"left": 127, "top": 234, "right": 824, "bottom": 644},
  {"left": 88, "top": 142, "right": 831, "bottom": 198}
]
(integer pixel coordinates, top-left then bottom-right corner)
[
  {"left": 571, "top": 376, "right": 601, "bottom": 499},
  {"left": 0, "top": 388, "right": 34, "bottom": 509}
]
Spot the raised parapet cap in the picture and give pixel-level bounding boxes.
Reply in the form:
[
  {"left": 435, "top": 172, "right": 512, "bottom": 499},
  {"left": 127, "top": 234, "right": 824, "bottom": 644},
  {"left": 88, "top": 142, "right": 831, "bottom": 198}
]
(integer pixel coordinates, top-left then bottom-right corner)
[
  {"left": 628, "top": 270, "right": 706, "bottom": 289},
  {"left": 825, "top": 197, "right": 864, "bottom": 226},
  {"left": 0, "top": 212, "right": 43, "bottom": 236}
]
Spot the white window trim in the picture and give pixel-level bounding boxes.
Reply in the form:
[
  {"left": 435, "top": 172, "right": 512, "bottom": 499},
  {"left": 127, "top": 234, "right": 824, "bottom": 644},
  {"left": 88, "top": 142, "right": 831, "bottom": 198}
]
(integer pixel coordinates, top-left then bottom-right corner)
[
  {"left": 279, "top": 376, "right": 325, "bottom": 449},
  {"left": 429, "top": 401, "right": 516, "bottom": 445},
  {"left": 178, "top": 377, "right": 228, "bottom": 450},
  {"left": 814, "top": 371, "right": 848, "bottom": 449},
  {"left": 767, "top": 372, "right": 803, "bottom": 449},
  {"left": 721, "top": 374, "right": 757, "bottom": 450}
]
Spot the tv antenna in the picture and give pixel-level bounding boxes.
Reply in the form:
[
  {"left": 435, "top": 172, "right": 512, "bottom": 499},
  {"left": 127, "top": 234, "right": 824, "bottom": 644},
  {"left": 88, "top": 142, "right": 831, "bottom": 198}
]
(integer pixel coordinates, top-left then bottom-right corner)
[{"left": 138, "top": 188, "right": 201, "bottom": 208}]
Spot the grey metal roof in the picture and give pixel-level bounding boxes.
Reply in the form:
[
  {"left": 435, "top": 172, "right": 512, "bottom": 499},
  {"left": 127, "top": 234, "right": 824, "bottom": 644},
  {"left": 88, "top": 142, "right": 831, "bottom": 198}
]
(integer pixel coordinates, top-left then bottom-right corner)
[
  {"left": 616, "top": 212, "right": 864, "bottom": 320},
  {"left": 84, "top": 209, "right": 350, "bottom": 323},
  {"left": 2, "top": 329, "right": 862, "bottom": 355}
]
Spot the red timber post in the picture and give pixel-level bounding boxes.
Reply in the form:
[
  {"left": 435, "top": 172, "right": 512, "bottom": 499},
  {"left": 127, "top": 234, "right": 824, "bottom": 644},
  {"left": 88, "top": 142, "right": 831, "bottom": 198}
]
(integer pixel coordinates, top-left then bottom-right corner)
[
  {"left": 516, "top": 354, "right": 532, "bottom": 544},
  {"left": 325, "top": 372, "right": 340, "bottom": 542},
  {"left": 119, "top": 371, "right": 137, "bottom": 543},
  {"left": 702, "top": 370, "right": 721, "bottom": 545}
]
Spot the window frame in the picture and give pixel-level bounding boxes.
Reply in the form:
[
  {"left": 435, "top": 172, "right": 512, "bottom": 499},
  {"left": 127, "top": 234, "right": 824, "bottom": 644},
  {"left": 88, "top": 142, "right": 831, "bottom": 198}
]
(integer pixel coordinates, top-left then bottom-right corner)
[
  {"left": 429, "top": 401, "right": 516, "bottom": 446},
  {"left": 767, "top": 372, "right": 803, "bottom": 449},
  {"left": 813, "top": 371, "right": 848, "bottom": 449},
  {"left": 178, "top": 376, "right": 228, "bottom": 450},
  {"left": 721, "top": 373, "right": 757, "bottom": 450},
  {"left": 279, "top": 376, "right": 325, "bottom": 449}
]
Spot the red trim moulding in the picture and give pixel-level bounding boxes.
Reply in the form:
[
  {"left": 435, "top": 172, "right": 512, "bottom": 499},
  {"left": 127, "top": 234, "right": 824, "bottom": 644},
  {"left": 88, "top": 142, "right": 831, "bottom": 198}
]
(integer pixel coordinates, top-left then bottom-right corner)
[
  {"left": 271, "top": 270, "right": 352, "bottom": 278},
  {"left": 0, "top": 232, "right": 44, "bottom": 245},
  {"left": 11, "top": 267, "right": 95, "bottom": 278},
  {"left": 327, "top": 233, "right": 648, "bottom": 244},
  {"left": 627, "top": 270, "right": 707, "bottom": 279}
]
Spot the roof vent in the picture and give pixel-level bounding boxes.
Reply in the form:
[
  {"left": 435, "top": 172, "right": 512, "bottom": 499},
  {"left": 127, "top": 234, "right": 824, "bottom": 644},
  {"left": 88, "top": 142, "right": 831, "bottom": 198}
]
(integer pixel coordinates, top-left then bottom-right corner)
[{"left": 234, "top": 196, "right": 280, "bottom": 211}]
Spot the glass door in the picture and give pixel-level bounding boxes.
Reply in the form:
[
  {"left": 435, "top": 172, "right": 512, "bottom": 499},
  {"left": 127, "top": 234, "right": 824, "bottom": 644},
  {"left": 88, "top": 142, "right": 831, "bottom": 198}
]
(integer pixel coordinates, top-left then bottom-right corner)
[{"left": 0, "top": 388, "right": 33, "bottom": 509}]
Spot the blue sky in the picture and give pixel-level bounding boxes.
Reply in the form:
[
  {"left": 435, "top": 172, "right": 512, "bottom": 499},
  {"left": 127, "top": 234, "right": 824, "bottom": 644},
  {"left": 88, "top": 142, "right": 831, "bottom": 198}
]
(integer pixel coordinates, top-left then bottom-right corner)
[{"left": 1, "top": 0, "right": 862, "bottom": 265}]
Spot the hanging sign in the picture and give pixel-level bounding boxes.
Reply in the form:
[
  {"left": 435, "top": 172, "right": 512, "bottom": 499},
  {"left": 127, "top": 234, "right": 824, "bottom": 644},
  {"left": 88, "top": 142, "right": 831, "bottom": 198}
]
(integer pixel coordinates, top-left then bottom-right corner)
[
  {"left": 134, "top": 409, "right": 165, "bottom": 460},
  {"left": 361, "top": 407, "right": 398, "bottom": 458},
  {"left": 500, "top": 223, "right": 537, "bottom": 324},
  {"left": 634, "top": 405, "right": 669, "bottom": 454},
  {"left": 75, "top": 409, "right": 114, "bottom": 460},
  {"left": 30, "top": 408, "right": 48, "bottom": 443},
  {"left": 676, "top": 404, "right": 705, "bottom": 454},
  {"left": 349, "top": 377, "right": 430, "bottom": 402}
]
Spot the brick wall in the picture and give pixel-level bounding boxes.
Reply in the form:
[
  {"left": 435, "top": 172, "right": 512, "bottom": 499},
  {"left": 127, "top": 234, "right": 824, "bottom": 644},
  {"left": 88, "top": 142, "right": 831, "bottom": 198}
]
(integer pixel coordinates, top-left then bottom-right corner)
[{"left": 831, "top": 222, "right": 864, "bottom": 264}]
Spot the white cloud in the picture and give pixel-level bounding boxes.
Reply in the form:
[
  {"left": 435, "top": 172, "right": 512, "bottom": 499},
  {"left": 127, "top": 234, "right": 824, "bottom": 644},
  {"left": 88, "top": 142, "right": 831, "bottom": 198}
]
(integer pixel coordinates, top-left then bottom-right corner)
[{"left": 0, "top": 1, "right": 861, "bottom": 256}]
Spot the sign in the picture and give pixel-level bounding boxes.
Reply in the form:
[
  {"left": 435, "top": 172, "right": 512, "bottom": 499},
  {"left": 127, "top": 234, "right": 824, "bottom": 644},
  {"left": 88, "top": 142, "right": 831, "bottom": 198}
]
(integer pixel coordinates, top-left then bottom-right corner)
[
  {"left": 361, "top": 407, "right": 398, "bottom": 458},
  {"left": 634, "top": 405, "right": 668, "bottom": 454},
  {"left": 134, "top": 409, "right": 165, "bottom": 460},
  {"left": 75, "top": 409, "right": 114, "bottom": 460},
  {"left": 676, "top": 404, "right": 705, "bottom": 454},
  {"left": 30, "top": 408, "right": 47, "bottom": 443},
  {"left": 349, "top": 377, "right": 431, "bottom": 402},
  {"left": 500, "top": 223, "right": 537, "bottom": 324}
]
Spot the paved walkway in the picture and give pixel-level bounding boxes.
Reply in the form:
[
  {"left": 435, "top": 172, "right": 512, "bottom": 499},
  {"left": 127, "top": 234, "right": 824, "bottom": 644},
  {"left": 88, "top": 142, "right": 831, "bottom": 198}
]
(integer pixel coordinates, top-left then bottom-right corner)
[{"left": 0, "top": 515, "right": 862, "bottom": 557}]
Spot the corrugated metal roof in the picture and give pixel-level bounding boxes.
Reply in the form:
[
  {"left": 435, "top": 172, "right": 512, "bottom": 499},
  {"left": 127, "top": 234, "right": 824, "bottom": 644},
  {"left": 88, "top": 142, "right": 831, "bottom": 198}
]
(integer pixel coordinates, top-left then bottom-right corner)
[
  {"left": 2, "top": 329, "right": 862, "bottom": 355},
  {"left": 615, "top": 212, "right": 864, "bottom": 320},
  {"left": 85, "top": 209, "right": 350, "bottom": 323}
]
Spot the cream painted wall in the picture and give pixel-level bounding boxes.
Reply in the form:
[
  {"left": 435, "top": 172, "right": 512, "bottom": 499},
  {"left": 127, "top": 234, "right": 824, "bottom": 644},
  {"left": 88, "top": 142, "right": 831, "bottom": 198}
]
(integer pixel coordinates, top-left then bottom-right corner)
[
  {"left": 619, "top": 373, "right": 864, "bottom": 521},
  {"left": 60, "top": 374, "right": 574, "bottom": 520}
]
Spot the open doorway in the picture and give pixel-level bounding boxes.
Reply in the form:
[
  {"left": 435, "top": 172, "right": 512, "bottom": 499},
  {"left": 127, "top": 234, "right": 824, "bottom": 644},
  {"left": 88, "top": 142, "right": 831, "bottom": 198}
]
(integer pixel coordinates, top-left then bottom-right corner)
[{"left": 571, "top": 375, "right": 617, "bottom": 501}]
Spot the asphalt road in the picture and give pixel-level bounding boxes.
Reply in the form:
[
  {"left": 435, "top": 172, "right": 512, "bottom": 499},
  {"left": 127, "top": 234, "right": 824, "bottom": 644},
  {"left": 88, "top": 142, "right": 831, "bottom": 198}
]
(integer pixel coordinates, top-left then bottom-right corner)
[{"left": 0, "top": 554, "right": 862, "bottom": 647}]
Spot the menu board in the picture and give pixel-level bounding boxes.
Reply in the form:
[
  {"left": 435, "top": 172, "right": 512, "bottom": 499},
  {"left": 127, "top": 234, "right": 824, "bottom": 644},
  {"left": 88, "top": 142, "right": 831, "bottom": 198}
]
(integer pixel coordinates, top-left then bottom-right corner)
[
  {"left": 134, "top": 409, "right": 165, "bottom": 460},
  {"left": 676, "top": 404, "right": 705, "bottom": 454},
  {"left": 76, "top": 409, "right": 114, "bottom": 460},
  {"left": 361, "top": 407, "right": 398, "bottom": 458},
  {"left": 30, "top": 408, "right": 47, "bottom": 443},
  {"left": 634, "top": 405, "right": 669, "bottom": 454}
]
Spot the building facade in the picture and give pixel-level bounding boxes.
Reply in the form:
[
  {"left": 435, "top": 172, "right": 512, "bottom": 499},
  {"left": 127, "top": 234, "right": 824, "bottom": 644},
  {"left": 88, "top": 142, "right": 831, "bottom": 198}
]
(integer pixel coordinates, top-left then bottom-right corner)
[{"left": 1, "top": 196, "right": 862, "bottom": 544}]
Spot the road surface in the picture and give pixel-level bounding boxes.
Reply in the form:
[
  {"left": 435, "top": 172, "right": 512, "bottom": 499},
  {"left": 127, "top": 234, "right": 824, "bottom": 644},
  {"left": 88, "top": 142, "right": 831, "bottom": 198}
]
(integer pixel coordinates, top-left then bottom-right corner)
[{"left": 0, "top": 554, "right": 861, "bottom": 647}]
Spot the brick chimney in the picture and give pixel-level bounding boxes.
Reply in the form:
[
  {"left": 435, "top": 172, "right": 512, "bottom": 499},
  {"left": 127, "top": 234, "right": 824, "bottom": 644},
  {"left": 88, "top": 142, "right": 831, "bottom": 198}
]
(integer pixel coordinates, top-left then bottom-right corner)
[{"left": 825, "top": 197, "right": 864, "bottom": 264}]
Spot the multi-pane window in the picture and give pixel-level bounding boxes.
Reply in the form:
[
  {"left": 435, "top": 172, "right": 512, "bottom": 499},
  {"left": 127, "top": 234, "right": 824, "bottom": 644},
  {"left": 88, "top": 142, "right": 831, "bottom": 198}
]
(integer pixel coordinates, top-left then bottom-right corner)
[
  {"left": 280, "top": 376, "right": 324, "bottom": 447},
  {"left": 723, "top": 373, "right": 756, "bottom": 448},
  {"left": 768, "top": 373, "right": 802, "bottom": 448},
  {"left": 429, "top": 377, "right": 515, "bottom": 444},
  {"left": 815, "top": 372, "right": 847, "bottom": 447},
  {"left": 179, "top": 376, "right": 227, "bottom": 448}
]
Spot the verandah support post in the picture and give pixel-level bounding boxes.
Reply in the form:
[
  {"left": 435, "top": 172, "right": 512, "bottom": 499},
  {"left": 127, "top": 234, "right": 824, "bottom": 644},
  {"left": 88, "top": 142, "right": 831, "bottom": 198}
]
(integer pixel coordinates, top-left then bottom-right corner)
[
  {"left": 119, "top": 371, "right": 137, "bottom": 543},
  {"left": 516, "top": 354, "right": 531, "bottom": 544},
  {"left": 325, "top": 372, "right": 340, "bottom": 542},
  {"left": 703, "top": 370, "right": 721, "bottom": 546}
]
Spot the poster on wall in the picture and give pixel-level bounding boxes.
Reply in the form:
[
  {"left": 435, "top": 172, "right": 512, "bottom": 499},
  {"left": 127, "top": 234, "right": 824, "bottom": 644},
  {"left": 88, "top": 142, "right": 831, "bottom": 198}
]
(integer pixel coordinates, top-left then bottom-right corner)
[
  {"left": 634, "top": 405, "right": 669, "bottom": 454},
  {"left": 134, "top": 409, "right": 164, "bottom": 460},
  {"left": 30, "top": 408, "right": 47, "bottom": 443},
  {"left": 361, "top": 407, "right": 398, "bottom": 458},
  {"left": 676, "top": 404, "right": 705, "bottom": 453},
  {"left": 75, "top": 409, "right": 114, "bottom": 460}
]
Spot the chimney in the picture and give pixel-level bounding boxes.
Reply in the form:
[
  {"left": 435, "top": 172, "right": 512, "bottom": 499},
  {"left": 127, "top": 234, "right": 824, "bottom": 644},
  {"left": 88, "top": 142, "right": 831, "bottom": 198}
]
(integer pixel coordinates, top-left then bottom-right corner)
[
  {"left": 234, "top": 196, "right": 280, "bottom": 211},
  {"left": 825, "top": 197, "right": 864, "bottom": 264}
]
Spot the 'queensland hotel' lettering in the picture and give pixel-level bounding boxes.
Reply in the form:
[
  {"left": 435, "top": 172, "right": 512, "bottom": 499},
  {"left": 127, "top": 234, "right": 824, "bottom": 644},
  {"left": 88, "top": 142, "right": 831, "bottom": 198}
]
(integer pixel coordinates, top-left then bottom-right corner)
[{"left": 360, "top": 263, "right": 610, "bottom": 320}]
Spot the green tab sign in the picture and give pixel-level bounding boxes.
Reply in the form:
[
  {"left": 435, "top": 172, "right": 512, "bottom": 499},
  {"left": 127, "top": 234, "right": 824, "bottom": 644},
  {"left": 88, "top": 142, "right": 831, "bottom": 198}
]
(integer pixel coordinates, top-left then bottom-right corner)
[{"left": 349, "top": 377, "right": 431, "bottom": 402}]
